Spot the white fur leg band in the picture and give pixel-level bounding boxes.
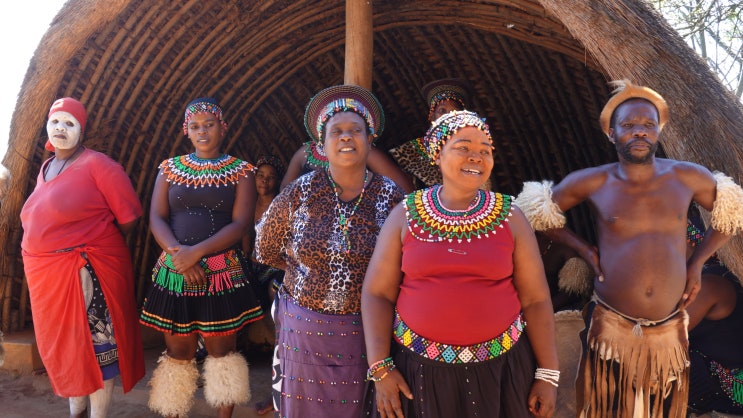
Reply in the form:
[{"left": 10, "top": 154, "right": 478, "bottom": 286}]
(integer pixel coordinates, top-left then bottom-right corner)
[
  {"left": 711, "top": 172, "right": 743, "bottom": 236},
  {"left": 148, "top": 353, "right": 199, "bottom": 417},
  {"left": 558, "top": 257, "right": 593, "bottom": 296},
  {"left": 203, "top": 352, "right": 251, "bottom": 408},
  {"left": 514, "top": 180, "right": 566, "bottom": 231}
]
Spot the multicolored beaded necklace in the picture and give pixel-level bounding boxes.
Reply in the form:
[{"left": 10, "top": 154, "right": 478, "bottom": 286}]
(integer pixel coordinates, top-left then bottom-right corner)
[
  {"left": 161, "top": 153, "right": 254, "bottom": 188},
  {"left": 405, "top": 184, "right": 511, "bottom": 243},
  {"left": 411, "top": 137, "right": 429, "bottom": 160},
  {"left": 305, "top": 141, "right": 329, "bottom": 169},
  {"left": 328, "top": 168, "right": 369, "bottom": 254}
]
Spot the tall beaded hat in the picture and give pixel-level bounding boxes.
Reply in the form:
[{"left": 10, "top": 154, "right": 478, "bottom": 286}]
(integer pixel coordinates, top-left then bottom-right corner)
[
  {"left": 303, "top": 84, "right": 385, "bottom": 144},
  {"left": 421, "top": 78, "right": 470, "bottom": 122},
  {"left": 254, "top": 155, "right": 286, "bottom": 178},
  {"left": 424, "top": 110, "right": 492, "bottom": 162},
  {"left": 182, "top": 97, "right": 229, "bottom": 135},
  {"left": 599, "top": 79, "right": 669, "bottom": 138}
]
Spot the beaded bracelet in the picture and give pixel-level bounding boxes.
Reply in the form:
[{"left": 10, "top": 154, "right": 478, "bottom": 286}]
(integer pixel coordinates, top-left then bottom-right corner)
[
  {"left": 534, "top": 367, "right": 560, "bottom": 388},
  {"left": 367, "top": 364, "right": 396, "bottom": 382},
  {"left": 366, "top": 357, "right": 395, "bottom": 381}
]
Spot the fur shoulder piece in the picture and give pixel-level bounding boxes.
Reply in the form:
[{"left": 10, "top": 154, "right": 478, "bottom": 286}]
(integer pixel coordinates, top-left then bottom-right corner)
[
  {"left": 513, "top": 180, "right": 566, "bottom": 231},
  {"left": 711, "top": 171, "right": 743, "bottom": 236}
]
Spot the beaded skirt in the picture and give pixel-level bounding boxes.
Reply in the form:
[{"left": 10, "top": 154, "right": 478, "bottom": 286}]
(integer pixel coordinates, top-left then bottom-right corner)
[
  {"left": 140, "top": 248, "right": 264, "bottom": 336},
  {"left": 275, "top": 291, "right": 366, "bottom": 418},
  {"left": 688, "top": 349, "right": 743, "bottom": 415}
]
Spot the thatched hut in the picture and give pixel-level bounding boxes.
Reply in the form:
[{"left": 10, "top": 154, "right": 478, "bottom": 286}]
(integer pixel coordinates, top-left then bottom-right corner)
[{"left": 1, "top": 0, "right": 742, "bottom": 335}]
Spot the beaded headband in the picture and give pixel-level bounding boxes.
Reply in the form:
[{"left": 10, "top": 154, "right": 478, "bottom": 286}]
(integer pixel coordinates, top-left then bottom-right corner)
[
  {"left": 182, "top": 97, "right": 228, "bottom": 135},
  {"left": 254, "top": 155, "right": 286, "bottom": 178},
  {"left": 424, "top": 110, "right": 492, "bottom": 162},
  {"left": 599, "top": 79, "right": 668, "bottom": 138},
  {"left": 304, "top": 84, "right": 385, "bottom": 144},
  {"left": 421, "top": 78, "right": 470, "bottom": 121}
]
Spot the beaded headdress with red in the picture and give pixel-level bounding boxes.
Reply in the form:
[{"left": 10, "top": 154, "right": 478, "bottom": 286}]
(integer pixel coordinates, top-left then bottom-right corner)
[
  {"left": 421, "top": 78, "right": 470, "bottom": 121},
  {"left": 182, "top": 97, "right": 229, "bottom": 135},
  {"left": 303, "top": 84, "right": 385, "bottom": 144}
]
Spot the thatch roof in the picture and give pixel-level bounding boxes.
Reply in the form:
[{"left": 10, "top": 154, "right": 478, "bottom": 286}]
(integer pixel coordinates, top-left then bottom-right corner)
[{"left": 1, "top": 0, "right": 742, "bottom": 333}]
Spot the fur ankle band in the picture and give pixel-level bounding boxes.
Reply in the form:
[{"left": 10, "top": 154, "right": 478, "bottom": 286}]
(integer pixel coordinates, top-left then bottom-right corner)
[
  {"left": 203, "top": 352, "right": 251, "bottom": 408},
  {"left": 148, "top": 353, "right": 199, "bottom": 417}
]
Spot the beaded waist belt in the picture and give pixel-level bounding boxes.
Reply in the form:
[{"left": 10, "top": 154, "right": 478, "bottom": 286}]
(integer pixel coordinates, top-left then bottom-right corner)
[{"left": 393, "top": 310, "right": 525, "bottom": 363}]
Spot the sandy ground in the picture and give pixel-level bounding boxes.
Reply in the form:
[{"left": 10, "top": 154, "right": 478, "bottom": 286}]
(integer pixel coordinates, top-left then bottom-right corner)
[
  {"left": 2, "top": 313, "right": 741, "bottom": 418},
  {"left": 0, "top": 343, "right": 274, "bottom": 418}
]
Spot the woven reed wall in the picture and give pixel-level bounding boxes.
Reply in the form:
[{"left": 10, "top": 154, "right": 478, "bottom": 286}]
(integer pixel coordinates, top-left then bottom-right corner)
[{"left": 1, "top": 0, "right": 742, "bottom": 333}]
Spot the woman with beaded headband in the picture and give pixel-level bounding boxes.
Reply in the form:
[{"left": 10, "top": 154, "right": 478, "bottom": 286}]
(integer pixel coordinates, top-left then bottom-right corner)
[
  {"left": 246, "top": 155, "right": 286, "bottom": 416},
  {"left": 140, "top": 97, "right": 264, "bottom": 418},
  {"left": 20, "top": 98, "right": 145, "bottom": 417},
  {"left": 255, "top": 84, "right": 405, "bottom": 418},
  {"left": 361, "top": 110, "right": 559, "bottom": 418}
]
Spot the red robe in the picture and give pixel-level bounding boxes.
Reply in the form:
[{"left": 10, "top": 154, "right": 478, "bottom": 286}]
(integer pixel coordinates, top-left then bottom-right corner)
[{"left": 20, "top": 149, "right": 145, "bottom": 397}]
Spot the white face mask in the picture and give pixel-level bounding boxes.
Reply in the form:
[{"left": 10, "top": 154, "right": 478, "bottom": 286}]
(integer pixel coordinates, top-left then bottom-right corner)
[{"left": 46, "top": 111, "right": 82, "bottom": 150}]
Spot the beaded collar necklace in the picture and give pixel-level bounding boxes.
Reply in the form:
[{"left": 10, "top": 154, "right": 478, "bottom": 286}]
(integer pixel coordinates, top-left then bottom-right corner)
[
  {"left": 328, "top": 168, "right": 369, "bottom": 254},
  {"left": 161, "top": 153, "right": 253, "bottom": 188},
  {"left": 412, "top": 137, "right": 429, "bottom": 159},
  {"left": 405, "top": 185, "right": 511, "bottom": 243},
  {"left": 306, "top": 142, "right": 329, "bottom": 169}
]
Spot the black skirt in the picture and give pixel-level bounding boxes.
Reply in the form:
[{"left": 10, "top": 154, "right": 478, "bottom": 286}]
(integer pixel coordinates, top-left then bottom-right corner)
[
  {"left": 140, "top": 248, "right": 264, "bottom": 336},
  {"left": 363, "top": 333, "right": 536, "bottom": 418}
]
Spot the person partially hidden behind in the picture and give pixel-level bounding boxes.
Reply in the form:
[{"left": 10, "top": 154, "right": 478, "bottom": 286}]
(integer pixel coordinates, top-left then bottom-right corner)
[
  {"left": 388, "top": 78, "right": 470, "bottom": 189},
  {"left": 685, "top": 209, "right": 743, "bottom": 417},
  {"left": 515, "top": 80, "right": 743, "bottom": 417}
]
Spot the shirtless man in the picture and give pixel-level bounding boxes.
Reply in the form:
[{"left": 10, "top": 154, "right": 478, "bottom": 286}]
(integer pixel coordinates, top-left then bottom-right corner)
[{"left": 515, "top": 80, "right": 743, "bottom": 418}]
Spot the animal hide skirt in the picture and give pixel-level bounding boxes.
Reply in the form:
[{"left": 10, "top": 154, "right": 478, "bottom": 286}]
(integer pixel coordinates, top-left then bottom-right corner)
[{"left": 577, "top": 302, "right": 690, "bottom": 418}]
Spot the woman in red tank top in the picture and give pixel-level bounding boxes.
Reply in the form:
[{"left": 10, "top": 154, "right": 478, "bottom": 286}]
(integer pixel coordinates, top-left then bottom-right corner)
[{"left": 361, "top": 110, "right": 559, "bottom": 418}]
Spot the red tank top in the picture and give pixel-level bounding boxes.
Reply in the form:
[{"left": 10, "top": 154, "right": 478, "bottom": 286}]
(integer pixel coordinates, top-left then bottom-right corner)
[{"left": 396, "top": 187, "right": 521, "bottom": 346}]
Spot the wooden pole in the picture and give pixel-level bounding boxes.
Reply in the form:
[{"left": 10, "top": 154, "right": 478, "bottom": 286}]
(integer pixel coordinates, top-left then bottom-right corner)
[{"left": 344, "top": 0, "right": 373, "bottom": 89}]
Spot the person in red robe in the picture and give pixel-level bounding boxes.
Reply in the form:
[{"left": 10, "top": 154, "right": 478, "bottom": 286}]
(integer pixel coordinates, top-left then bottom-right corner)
[{"left": 20, "top": 98, "right": 145, "bottom": 418}]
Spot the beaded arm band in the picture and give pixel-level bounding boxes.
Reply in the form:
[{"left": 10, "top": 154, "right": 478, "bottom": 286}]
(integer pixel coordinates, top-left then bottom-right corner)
[
  {"left": 534, "top": 367, "right": 560, "bottom": 388},
  {"left": 366, "top": 357, "right": 395, "bottom": 382}
]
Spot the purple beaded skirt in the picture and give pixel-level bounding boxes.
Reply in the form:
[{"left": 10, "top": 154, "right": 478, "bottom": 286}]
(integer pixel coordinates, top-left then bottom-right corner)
[{"left": 274, "top": 292, "right": 366, "bottom": 418}]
